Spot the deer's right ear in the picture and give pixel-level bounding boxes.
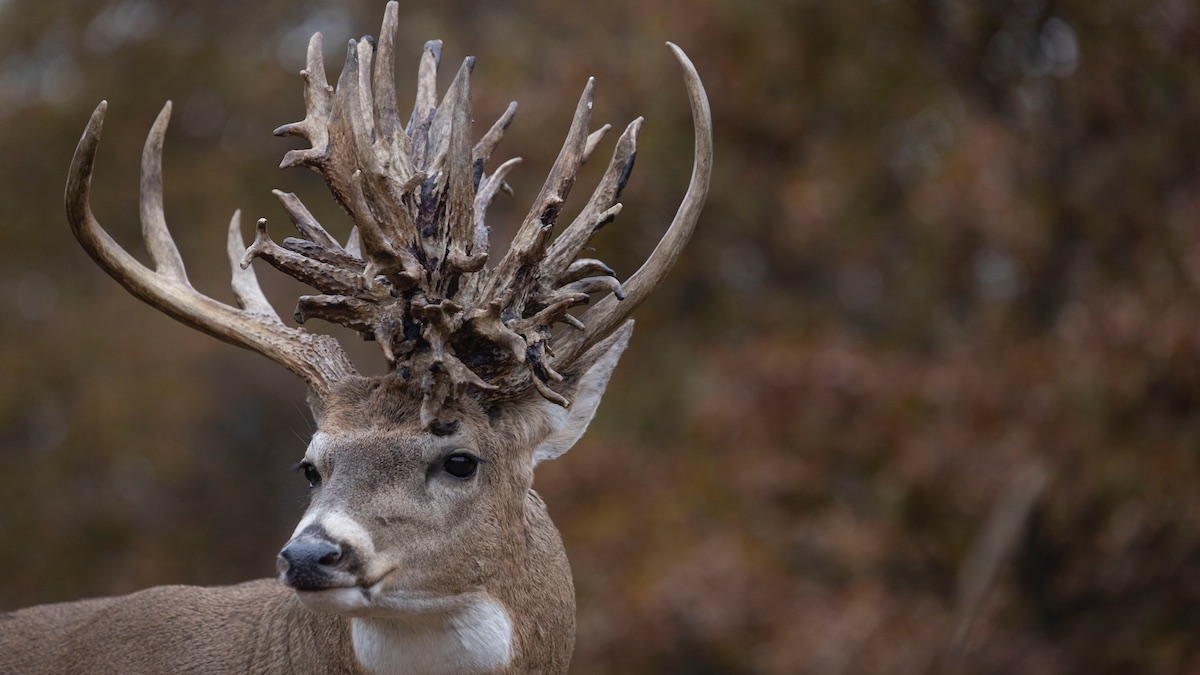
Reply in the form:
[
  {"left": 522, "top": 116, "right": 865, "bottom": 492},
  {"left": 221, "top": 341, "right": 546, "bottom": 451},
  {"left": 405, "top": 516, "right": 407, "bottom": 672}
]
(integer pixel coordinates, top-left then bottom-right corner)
[{"left": 530, "top": 321, "right": 634, "bottom": 467}]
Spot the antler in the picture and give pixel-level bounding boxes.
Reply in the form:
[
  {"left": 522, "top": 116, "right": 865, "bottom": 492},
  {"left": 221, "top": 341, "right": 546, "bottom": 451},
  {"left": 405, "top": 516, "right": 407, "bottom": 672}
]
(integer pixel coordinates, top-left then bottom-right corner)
[
  {"left": 66, "top": 1, "right": 711, "bottom": 427},
  {"left": 256, "top": 2, "right": 712, "bottom": 425},
  {"left": 550, "top": 43, "right": 713, "bottom": 367},
  {"left": 65, "top": 101, "right": 357, "bottom": 401}
]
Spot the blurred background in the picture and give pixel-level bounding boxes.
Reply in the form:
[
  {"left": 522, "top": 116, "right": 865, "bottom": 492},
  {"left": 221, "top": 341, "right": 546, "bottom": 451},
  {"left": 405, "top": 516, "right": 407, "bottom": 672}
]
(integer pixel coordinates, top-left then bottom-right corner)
[{"left": 1, "top": 0, "right": 1198, "bottom": 672}]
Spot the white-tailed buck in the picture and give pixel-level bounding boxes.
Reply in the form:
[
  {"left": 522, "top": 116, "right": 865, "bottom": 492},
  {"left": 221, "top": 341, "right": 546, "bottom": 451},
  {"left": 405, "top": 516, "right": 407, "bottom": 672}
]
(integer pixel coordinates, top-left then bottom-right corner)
[{"left": 1, "top": 3, "right": 709, "bottom": 673}]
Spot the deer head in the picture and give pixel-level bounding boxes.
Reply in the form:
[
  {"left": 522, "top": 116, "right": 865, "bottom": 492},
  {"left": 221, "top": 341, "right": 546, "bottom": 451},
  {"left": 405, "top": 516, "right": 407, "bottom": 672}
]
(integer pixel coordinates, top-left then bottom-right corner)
[{"left": 65, "top": 2, "right": 709, "bottom": 669}]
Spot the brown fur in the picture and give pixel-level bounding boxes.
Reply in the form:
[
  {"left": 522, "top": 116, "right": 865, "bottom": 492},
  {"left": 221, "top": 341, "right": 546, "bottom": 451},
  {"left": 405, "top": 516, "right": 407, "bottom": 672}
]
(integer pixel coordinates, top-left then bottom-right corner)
[
  {"left": 2, "top": 580, "right": 360, "bottom": 674},
  {"left": 0, "top": 491, "right": 574, "bottom": 675},
  {"left": 0, "top": 329, "right": 632, "bottom": 674}
]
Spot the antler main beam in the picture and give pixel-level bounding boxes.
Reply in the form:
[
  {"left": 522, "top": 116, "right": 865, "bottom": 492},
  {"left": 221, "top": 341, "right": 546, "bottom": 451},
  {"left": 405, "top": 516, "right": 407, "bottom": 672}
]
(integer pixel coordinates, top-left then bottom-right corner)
[
  {"left": 65, "top": 101, "right": 357, "bottom": 400},
  {"left": 551, "top": 43, "right": 713, "bottom": 367}
]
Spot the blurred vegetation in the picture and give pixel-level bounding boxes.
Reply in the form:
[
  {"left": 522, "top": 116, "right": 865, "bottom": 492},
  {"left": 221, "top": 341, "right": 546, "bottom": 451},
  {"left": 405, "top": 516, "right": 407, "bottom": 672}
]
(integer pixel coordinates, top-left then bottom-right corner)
[{"left": 1, "top": 0, "right": 1198, "bottom": 672}]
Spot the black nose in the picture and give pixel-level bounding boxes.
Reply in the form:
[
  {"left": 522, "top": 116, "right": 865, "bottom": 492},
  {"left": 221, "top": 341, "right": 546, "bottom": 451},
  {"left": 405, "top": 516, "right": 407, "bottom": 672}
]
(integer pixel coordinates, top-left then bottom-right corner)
[{"left": 277, "top": 529, "right": 355, "bottom": 590}]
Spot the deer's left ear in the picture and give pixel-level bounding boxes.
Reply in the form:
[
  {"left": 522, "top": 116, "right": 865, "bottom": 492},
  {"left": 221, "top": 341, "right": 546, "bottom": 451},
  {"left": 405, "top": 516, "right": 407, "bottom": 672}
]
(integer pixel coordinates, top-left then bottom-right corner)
[{"left": 531, "top": 321, "right": 634, "bottom": 467}]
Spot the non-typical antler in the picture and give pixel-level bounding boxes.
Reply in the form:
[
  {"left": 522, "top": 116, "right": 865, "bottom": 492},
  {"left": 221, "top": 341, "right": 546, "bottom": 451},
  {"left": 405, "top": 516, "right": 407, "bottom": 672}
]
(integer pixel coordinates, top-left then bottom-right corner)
[
  {"left": 65, "top": 101, "right": 358, "bottom": 401},
  {"left": 65, "top": 1, "right": 711, "bottom": 427},
  {"left": 256, "top": 2, "right": 712, "bottom": 424}
]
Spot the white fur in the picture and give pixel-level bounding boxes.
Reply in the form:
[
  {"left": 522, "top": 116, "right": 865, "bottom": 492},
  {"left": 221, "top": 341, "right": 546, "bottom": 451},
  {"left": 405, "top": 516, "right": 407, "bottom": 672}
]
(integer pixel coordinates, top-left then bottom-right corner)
[
  {"left": 313, "top": 510, "right": 377, "bottom": 559},
  {"left": 306, "top": 431, "right": 332, "bottom": 464},
  {"left": 295, "top": 586, "right": 372, "bottom": 614},
  {"left": 289, "top": 511, "right": 319, "bottom": 539},
  {"left": 351, "top": 595, "right": 513, "bottom": 674}
]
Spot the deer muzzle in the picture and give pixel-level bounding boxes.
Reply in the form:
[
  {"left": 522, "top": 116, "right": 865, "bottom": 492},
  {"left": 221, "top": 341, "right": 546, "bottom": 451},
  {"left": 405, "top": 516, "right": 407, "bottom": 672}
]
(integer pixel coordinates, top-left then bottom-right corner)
[{"left": 277, "top": 525, "right": 361, "bottom": 591}]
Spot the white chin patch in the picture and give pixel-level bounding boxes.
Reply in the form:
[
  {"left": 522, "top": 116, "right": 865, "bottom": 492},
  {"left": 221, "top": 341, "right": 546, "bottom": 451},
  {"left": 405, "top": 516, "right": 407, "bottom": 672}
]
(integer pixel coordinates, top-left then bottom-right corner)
[
  {"left": 294, "top": 586, "right": 372, "bottom": 615},
  {"left": 351, "top": 594, "right": 513, "bottom": 675}
]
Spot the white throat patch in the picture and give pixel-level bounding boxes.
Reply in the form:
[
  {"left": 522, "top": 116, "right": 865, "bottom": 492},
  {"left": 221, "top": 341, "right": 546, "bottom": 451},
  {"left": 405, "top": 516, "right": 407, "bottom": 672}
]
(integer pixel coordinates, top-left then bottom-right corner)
[{"left": 350, "top": 595, "right": 513, "bottom": 674}]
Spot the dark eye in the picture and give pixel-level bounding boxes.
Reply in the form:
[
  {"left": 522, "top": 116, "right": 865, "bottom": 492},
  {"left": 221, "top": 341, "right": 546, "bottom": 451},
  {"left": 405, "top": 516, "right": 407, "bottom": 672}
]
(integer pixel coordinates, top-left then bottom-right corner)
[
  {"left": 300, "top": 462, "right": 321, "bottom": 488},
  {"left": 443, "top": 453, "right": 479, "bottom": 479}
]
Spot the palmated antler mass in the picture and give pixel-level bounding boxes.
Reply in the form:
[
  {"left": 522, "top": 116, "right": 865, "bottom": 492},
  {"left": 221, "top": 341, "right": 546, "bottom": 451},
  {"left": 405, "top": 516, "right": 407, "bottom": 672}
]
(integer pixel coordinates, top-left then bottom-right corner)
[{"left": 65, "top": 0, "right": 712, "bottom": 427}]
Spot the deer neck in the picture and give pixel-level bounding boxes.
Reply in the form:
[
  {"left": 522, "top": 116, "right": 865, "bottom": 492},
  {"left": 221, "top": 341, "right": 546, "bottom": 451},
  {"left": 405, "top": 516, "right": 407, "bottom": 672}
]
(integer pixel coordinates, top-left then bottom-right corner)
[
  {"left": 350, "top": 593, "right": 513, "bottom": 675},
  {"left": 346, "top": 490, "right": 573, "bottom": 674}
]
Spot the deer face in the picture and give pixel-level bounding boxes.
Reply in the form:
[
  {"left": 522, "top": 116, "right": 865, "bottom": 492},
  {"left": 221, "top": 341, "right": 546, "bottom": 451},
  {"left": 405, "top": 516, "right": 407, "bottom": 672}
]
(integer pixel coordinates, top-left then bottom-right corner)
[
  {"left": 275, "top": 326, "right": 632, "bottom": 619},
  {"left": 277, "top": 384, "right": 524, "bottom": 616}
]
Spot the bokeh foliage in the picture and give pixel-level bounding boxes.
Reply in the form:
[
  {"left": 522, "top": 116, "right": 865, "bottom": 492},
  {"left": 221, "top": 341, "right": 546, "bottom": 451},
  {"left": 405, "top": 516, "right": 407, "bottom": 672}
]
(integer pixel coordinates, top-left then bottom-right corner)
[{"left": 1, "top": 0, "right": 1198, "bottom": 672}]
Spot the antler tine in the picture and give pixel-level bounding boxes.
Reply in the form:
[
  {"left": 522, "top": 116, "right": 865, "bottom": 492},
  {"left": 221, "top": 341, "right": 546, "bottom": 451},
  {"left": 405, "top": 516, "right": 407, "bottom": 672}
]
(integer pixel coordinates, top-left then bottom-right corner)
[
  {"left": 582, "top": 124, "right": 612, "bottom": 164},
  {"left": 425, "top": 57, "right": 475, "bottom": 175},
  {"left": 345, "top": 227, "right": 363, "bottom": 258},
  {"left": 275, "top": 32, "right": 332, "bottom": 170},
  {"left": 485, "top": 78, "right": 596, "bottom": 304},
  {"left": 474, "top": 101, "right": 518, "bottom": 169},
  {"left": 409, "top": 39, "right": 442, "bottom": 140},
  {"left": 540, "top": 117, "right": 642, "bottom": 281},
  {"left": 226, "top": 210, "right": 281, "bottom": 320},
  {"left": 271, "top": 190, "right": 346, "bottom": 254},
  {"left": 66, "top": 101, "right": 357, "bottom": 400},
  {"left": 474, "top": 156, "right": 522, "bottom": 245},
  {"left": 354, "top": 38, "right": 375, "bottom": 151},
  {"left": 334, "top": 38, "right": 424, "bottom": 289},
  {"left": 140, "top": 102, "right": 189, "bottom": 285},
  {"left": 373, "top": 1, "right": 403, "bottom": 140},
  {"left": 443, "top": 57, "right": 484, "bottom": 277},
  {"left": 551, "top": 43, "right": 713, "bottom": 366},
  {"left": 241, "top": 216, "right": 369, "bottom": 297}
]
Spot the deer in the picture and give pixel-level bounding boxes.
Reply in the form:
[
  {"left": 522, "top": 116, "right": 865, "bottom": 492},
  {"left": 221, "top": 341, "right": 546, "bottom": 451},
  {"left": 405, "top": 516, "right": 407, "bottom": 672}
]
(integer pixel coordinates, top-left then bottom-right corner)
[{"left": 0, "top": 3, "right": 709, "bottom": 674}]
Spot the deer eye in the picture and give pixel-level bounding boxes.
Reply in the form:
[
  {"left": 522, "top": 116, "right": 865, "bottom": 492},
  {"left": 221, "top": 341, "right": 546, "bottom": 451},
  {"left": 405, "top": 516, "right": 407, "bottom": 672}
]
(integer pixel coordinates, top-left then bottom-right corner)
[
  {"left": 298, "top": 462, "right": 321, "bottom": 488},
  {"left": 443, "top": 453, "right": 479, "bottom": 479}
]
